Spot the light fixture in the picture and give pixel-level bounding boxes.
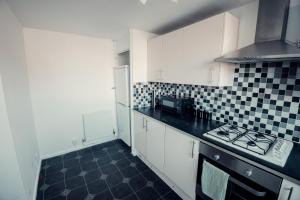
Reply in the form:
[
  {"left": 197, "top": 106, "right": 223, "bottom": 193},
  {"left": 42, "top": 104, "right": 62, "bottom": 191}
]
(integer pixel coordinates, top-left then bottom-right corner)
[{"left": 139, "top": 0, "right": 178, "bottom": 5}]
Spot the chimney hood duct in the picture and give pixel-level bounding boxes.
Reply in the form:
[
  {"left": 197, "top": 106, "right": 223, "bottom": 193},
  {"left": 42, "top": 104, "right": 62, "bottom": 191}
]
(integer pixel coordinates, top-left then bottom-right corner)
[{"left": 215, "top": 0, "right": 300, "bottom": 63}]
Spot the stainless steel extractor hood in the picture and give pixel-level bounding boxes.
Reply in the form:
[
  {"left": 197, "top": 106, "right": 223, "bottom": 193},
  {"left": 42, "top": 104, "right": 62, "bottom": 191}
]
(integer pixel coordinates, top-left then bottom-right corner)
[{"left": 215, "top": 0, "right": 300, "bottom": 63}]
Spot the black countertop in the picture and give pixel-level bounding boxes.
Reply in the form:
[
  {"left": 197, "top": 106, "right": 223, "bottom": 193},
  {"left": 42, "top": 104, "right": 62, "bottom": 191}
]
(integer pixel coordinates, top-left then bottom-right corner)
[{"left": 134, "top": 107, "right": 300, "bottom": 183}]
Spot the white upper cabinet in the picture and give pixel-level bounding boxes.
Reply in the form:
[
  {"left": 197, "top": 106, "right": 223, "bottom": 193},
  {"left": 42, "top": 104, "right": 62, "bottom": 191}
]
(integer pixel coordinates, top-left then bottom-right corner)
[
  {"left": 148, "top": 12, "right": 239, "bottom": 86},
  {"left": 147, "top": 36, "right": 163, "bottom": 82}
]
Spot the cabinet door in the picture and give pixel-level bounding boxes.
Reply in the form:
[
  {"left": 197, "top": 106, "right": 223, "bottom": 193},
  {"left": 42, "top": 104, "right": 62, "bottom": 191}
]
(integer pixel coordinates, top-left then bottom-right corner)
[
  {"left": 133, "top": 112, "right": 147, "bottom": 157},
  {"left": 148, "top": 37, "right": 163, "bottom": 82},
  {"left": 162, "top": 30, "right": 184, "bottom": 83},
  {"left": 146, "top": 118, "right": 165, "bottom": 172},
  {"left": 165, "top": 127, "right": 199, "bottom": 199},
  {"left": 182, "top": 13, "right": 225, "bottom": 85},
  {"left": 278, "top": 179, "right": 300, "bottom": 200}
]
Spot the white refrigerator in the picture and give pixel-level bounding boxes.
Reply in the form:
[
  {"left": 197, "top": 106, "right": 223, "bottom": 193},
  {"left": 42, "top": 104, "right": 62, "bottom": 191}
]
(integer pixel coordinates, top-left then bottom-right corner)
[{"left": 114, "top": 65, "right": 131, "bottom": 146}]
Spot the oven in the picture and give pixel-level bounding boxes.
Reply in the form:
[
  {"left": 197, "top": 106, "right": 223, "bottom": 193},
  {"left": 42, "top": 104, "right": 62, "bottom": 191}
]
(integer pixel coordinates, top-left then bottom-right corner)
[{"left": 196, "top": 142, "right": 283, "bottom": 200}]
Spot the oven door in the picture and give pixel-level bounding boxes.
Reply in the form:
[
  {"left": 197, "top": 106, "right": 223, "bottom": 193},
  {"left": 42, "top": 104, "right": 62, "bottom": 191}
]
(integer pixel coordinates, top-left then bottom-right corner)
[{"left": 196, "top": 143, "right": 282, "bottom": 200}]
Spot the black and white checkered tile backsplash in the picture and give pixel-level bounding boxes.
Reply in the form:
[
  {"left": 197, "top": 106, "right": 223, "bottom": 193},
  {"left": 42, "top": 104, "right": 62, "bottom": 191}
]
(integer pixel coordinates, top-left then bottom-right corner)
[{"left": 133, "top": 61, "right": 300, "bottom": 143}]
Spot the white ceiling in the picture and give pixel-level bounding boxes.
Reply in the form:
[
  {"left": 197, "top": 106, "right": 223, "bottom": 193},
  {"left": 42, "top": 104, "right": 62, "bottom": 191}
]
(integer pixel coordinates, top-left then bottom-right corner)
[{"left": 7, "top": 0, "right": 255, "bottom": 40}]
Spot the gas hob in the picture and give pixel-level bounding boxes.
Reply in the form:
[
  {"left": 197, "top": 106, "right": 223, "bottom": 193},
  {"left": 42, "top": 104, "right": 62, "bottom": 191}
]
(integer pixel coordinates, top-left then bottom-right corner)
[{"left": 204, "top": 124, "right": 293, "bottom": 167}]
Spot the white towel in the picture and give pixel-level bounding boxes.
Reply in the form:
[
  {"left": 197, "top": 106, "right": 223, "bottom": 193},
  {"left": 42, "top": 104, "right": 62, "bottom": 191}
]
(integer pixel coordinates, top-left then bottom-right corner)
[{"left": 201, "top": 160, "right": 229, "bottom": 200}]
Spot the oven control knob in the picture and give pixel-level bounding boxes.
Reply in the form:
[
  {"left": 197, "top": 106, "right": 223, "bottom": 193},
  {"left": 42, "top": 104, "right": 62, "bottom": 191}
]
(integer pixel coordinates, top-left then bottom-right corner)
[
  {"left": 213, "top": 154, "right": 220, "bottom": 160},
  {"left": 245, "top": 169, "right": 253, "bottom": 177}
]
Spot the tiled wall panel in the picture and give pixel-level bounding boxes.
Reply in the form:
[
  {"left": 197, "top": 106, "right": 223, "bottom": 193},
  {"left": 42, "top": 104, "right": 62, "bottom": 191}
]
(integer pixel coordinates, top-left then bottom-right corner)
[{"left": 133, "top": 61, "right": 300, "bottom": 142}]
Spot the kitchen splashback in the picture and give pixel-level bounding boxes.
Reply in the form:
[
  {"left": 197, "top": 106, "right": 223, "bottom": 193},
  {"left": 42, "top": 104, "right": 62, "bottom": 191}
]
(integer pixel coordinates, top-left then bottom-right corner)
[{"left": 133, "top": 61, "right": 300, "bottom": 142}]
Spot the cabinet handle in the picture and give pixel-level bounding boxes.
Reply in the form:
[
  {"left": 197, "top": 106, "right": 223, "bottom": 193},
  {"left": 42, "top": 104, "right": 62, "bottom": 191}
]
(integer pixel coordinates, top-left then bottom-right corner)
[
  {"left": 191, "top": 141, "right": 195, "bottom": 159},
  {"left": 145, "top": 120, "right": 148, "bottom": 132},
  {"left": 285, "top": 187, "right": 293, "bottom": 200},
  {"left": 142, "top": 118, "right": 145, "bottom": 129}
]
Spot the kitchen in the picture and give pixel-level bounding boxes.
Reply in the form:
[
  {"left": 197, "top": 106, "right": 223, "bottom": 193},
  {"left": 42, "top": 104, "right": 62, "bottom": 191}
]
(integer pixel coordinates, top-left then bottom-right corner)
[{"left": 0, "top": 0, "right": 300, "bottom": 200}]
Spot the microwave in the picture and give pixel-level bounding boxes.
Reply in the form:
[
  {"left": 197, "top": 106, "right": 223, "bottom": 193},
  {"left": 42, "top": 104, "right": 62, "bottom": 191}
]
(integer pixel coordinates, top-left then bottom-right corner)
[{"left": 159, "top": 95, "right": 194, "bottom": 115}]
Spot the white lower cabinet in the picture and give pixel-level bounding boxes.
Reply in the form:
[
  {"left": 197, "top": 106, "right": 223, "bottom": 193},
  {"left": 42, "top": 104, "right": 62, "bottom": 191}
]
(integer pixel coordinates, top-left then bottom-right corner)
[
  {"left": 133, "top": 112, "right": 147, "bottom": 157},
  {"left": 164, "top": 127, "right": 199, "bottom": 200},
  {"left": 133, "top": 112, "right": 199, "bottom": 200},
  {"left": 146, "top": 118, "right": 165, "bottom": 172},
  {"left": 278, "top": 179, "right": 300, "bottom": 200}
]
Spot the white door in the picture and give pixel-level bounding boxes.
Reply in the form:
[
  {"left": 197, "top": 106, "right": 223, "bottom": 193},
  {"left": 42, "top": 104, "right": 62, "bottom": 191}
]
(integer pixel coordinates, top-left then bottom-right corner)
[
  {"left": 114, "top": 66, "right": 129, "bottom": 106},
  {"left": 114, "top": 66, "right": 131, "bottom": 146},
  {"left": 164, "top": 127, "right": 199, "bottom": 199},
  {"left": 116, "top": 103, "right": 131, "bottom": 146},
  {"left": 146, "top": 118, "right": 165, "bottom": 172},
  {"left": 278, "top": 179, "right": 300, "bottom": 200},
  {"left": 134, "top": 112, "right": 147, "bottom": 157}
]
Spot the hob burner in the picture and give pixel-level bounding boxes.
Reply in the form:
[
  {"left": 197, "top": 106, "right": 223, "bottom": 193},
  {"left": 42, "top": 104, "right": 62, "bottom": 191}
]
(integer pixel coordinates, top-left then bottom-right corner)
[
  {"left": 229, "top": 125, "right": 237, "bottom": 130},
  {"left": 247, "top": 141, "right": 256, "bottom": 146},
  {"left": 217, "top": 131, "right": 229, "bottom": 136},
  {"left": 255, "top": 133, "right": 265, "bottom": 139}
]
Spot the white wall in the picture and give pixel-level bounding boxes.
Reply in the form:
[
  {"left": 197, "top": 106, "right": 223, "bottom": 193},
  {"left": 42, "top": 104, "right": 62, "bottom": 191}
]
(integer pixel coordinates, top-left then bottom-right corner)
[
  {"left": 118, "top": 51, "right": 130, "bottom": 66},
  {"left": 0, "top": 74, "right": 27, "bottom": 200},
  {"left": 116, "top": 31, "right": 130, "bottom": 54},
  {"left": 229, "top": 0, "right": 259, "bottom": 48},
  {"left": 23, "top": 28, "right": 116, "bottom": 158},
  {"left": 130, "top": 29, "right": 156, "bottom": 83},
  {"left": 0, "top": 1, "right": 40, "bottom": 199}
]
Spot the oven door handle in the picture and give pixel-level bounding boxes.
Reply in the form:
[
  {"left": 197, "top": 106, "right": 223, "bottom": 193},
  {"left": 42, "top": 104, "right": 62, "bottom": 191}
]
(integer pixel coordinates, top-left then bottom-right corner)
[{"left": 229, "top": 176, "right": 267, "bottom": 197}]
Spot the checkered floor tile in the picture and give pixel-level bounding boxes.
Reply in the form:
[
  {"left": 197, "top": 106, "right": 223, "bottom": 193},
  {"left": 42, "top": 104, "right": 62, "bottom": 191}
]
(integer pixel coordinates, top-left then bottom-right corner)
[{"left": 36, "top": 140, "right": 182, "bottom": 200}]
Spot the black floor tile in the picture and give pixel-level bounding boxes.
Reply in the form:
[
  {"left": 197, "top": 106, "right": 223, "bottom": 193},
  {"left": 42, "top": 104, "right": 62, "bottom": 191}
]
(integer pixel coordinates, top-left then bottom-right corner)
[
  {"left": 110, "top": 183, "right": 133, "bottom": 199},
  {"left": 116, "top": 158, "right": 131, "bottom": 170},
  {"left": 100, "top": 163, "right": 118, "bottom": 175},
  {"left": 142, "top": 170, "right": 160, "bottom": 182},
  {"left": 80, "top": 160, "right": 98, "bottom": 171},
  {"left": 65, "top": 176, "right": 85, "bottom": 190},
  {"left": 93, "top": 190, "right": 114, "bottom": 200},
  {"left": 77, "top": 148, "right": 92, "bottom": 156},
  {"left": 129, "top": 175, "right": 147, "bottom": 191},
  {"left": 44, "top": 181, "right": 65, "bottom": 200},
  {"left": 79, "top": 153, "right": 94, "bottom": 163},
  {"left": 65, "top": 167, "right": 81, "bottom": 179},
  {"left": 123, "top": 194, "right": 139, "bottom": 200},
  {"left": 48, "top": 195, "right": 66, "bottom": 200},
  {"left": 45, "top": 172, "right": 64, "bottom": 185},
  {"left": 121, "top": 166, "right": 139, "bottom": 178},
  {"left": 110, "top": 152, "right": 125, "bottom": 160},
  {"left": 46, "top": 163, "right": 63, "bottom": 176},
  {"left": 63, "top": 159, "right": 80, "bottom": 169},
  {"left": 37, "top": 139, "right": 182, "bottom": 200},
  {"left": 136, "top": 186, "right": 160, "bottom": 200},
  {"left": 135, "top": 160, "right": 149, "bottom": 172},
  {"left": 87, "top": 179, "right": 107, "bottom": 194},
  {"left": 63, "top": 152, "right": 77, "bottom": 161},
  {"left": 84, "top": 168, "right": 101, "bottom": 183},
  {"left": 93, "top": 150, "right": 108, "bottom": 158},
  {"left": 47, "top": 156, "right": 63, "bottom": 166},
  {"left": 153, "top": 179, "right": 171, "bottom": 196},
  {"left": 66, "top": 186, "right": 88, "bottom": 200},
  {"left": 97, "top": 155, "right": 112, "bottom": 166},
  {"left": 163, "top": 191, "right": 182, "bottom": 200},
  {"left": 106, "top": 171, "right": 123, "bottom": 187}
]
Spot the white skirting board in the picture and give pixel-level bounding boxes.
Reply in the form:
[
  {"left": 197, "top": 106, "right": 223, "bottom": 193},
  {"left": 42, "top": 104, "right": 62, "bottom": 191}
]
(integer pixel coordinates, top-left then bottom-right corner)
[
  {"left": 40, "top": 135, "right": 117, "bottom": 160},
  {"left": 133, "top": 150, "right": 194, "bottom": 200}
]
